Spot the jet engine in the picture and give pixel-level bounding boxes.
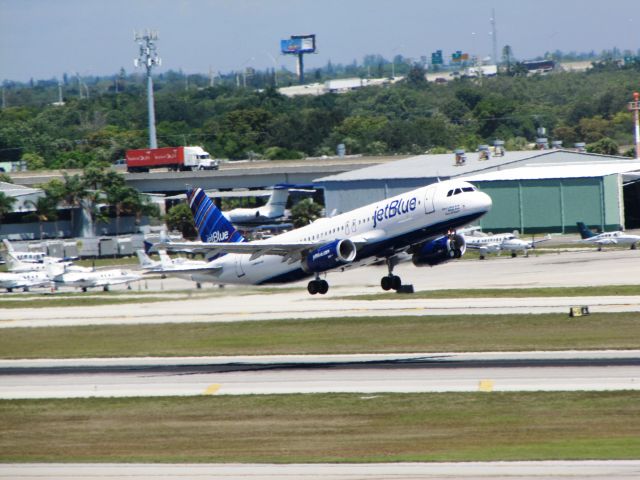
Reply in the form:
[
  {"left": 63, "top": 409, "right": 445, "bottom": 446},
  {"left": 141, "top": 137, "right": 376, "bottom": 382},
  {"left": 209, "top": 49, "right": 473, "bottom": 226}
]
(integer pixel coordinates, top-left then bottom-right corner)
[
  {"left": 302, "top": 239, "right": 357, "bottom": 273},
  {"left": 411, "top": 234, "right": 466, "bottom": 267}
]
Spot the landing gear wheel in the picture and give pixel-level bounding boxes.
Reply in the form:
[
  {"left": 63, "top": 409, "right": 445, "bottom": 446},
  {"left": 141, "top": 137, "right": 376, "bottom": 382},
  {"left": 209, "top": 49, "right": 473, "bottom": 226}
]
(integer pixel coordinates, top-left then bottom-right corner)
[
  {"left": 511, "top": 251, "right": 517, "bottom": 258},
  {"left": 103, "top": 285, "right": 110, "bottom": 292},
  {"left": 381, "top": 255, "right": 403, "bottom": 291},
  {"left": 308, "top": 279, "right": 329, "bottom": 295},
  {"left": 82, "top": 287, "right": 88, "bottom": 293}
]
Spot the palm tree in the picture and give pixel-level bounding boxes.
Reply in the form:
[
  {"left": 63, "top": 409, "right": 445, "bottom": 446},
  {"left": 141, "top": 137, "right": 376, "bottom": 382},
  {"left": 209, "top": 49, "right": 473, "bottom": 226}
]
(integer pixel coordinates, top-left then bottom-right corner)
[
  {"left": 24, "top": 197, "right": 58, "bottom": 240},
  {"left": 0, "top": 192, "right": 17, "bottom": 225},
  {"left": 62, "top": 173, "right": 87, "bottom": 235}
]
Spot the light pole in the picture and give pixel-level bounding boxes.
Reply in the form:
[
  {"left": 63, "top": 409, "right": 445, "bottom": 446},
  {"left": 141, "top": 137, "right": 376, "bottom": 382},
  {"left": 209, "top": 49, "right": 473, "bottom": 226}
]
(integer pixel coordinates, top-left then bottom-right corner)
[
  {"left": 266, "top": 52, "right": 279, "bottom": 87},
  {"left": 134, "top": 30, "right": 161, "bottom": 149},
  {"left": 391, "top": 45, "right": 403, "bottom": 79}
]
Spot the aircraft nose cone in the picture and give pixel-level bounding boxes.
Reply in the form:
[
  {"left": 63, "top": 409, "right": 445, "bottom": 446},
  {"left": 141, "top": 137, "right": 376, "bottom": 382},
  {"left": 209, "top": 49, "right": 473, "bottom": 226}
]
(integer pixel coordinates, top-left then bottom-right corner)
[{"left": 478, "top": 191, "right": 492, "bottom": 211}]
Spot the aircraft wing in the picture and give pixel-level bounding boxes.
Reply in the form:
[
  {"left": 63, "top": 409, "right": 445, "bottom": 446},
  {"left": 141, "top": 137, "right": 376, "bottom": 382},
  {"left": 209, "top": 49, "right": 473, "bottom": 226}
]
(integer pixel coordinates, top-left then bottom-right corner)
[
  {"left": 154, "top": 240, "right": 323, "bottom": 262},
  {"left": 531, "top": 234, "right": 552, "bottom": 245},
  {"left": 151, "top": 265, "right": 224, "bottom": 276}
]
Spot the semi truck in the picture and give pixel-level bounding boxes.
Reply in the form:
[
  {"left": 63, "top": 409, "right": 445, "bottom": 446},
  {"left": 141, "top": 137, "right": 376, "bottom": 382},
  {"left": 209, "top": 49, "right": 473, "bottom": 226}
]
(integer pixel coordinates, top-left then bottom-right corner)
[{"left": 125, "top": 146, "right": 219, "bottom": 173}]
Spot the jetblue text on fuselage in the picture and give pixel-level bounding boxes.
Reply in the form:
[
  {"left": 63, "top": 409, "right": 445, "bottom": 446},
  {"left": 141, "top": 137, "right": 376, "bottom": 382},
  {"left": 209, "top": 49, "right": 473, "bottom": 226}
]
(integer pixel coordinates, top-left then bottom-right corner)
[{"left": 373, "top": 197, "right": 417, "bottom": 228}]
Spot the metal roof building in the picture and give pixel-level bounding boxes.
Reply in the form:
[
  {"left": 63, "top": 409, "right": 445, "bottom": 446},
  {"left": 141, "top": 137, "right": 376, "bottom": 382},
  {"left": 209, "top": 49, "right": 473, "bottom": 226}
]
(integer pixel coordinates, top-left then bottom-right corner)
[
  {"left": 314, "top": 150, "right": 640, "bottom": 233},
  {"left": 464, "top": 162, "right": 640, "bottom": 233}
]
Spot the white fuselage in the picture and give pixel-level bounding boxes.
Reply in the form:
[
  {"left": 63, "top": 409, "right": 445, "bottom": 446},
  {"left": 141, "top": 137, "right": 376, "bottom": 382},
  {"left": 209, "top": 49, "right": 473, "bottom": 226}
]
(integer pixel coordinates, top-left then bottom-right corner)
[
  {"left": 583, "top": 231, "right": 640, "bottom": 246},
  {"left": 0, "top": 271, "right": 51, "bottom": 291},
  {"left": 196, "top": 180, "right": 491, "bottom": 286},
  {"left": 53, "top": 269, "right": 141, "bottom": 289}
]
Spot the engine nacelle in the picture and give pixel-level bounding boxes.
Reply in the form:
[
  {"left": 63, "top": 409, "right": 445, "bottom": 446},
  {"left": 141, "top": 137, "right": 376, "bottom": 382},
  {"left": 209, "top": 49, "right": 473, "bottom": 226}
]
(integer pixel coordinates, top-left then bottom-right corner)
[
  {"left": 302, "top": 239, "right": 357, "bottom": 273},
  {"left": 412, "top": 234, "right": 466, "bottom": 267}
]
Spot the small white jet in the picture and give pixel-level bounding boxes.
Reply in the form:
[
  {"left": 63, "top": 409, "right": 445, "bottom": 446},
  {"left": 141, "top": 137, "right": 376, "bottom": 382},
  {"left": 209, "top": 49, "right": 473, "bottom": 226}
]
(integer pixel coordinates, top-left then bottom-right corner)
[
  {"left": 3, "top": 251, "right": 91, "bottom": 274},
  {"left": 136, "top": 249, "right": 214, "bottom": 287},
  {"left": 0, "top": 270, "right": 51, "bottom": 292},
  {"left": 155, "top": 179, "right": 492, "bottom": 295},
  {"left": 222, "top": 184, "right": 292, "bottom": 225},
  {"left": 1, "top": 239, "right": 62, "bottom": 264},
  {"left": 465, "top": 231, "right": 550, "bottom": 259},
  {"left": 577, "top": 222, "right": 640, "bottom": 251},
  {"left": 46, "top": 263, "right": 142, "bottom": 292}
]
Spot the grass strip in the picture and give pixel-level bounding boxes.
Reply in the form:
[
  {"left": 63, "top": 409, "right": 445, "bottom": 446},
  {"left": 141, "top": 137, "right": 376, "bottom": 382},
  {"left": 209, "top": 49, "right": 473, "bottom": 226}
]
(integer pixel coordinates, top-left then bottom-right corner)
[
  {"left": 1, "top": 312, "right": 639, "bottom": 358},
  {"left": 1, "top": 392, "right": 639, "bottom": 462},
  {"left": 344, "top": 284, "right": 640, "bottom": 300}
]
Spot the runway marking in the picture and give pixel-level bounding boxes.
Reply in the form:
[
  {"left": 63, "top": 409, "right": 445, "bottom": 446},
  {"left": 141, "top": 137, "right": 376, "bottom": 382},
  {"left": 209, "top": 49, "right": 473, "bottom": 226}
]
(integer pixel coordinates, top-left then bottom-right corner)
[
  {"left": 479, "top": 379, "right": 494, "bottom": 392},
  {"left": 203, "top": 384, "right": 221, "bottom": 395}
]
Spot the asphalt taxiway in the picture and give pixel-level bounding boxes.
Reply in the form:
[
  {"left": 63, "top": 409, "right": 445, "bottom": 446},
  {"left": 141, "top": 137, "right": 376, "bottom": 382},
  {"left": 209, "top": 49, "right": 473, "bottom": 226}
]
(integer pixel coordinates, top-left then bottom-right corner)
[
  {"left": 1, "top": 249, "right": 640, "bottom": 329},
  {"left": 1, "top": 351, "right": 638, "bottom": 399}
]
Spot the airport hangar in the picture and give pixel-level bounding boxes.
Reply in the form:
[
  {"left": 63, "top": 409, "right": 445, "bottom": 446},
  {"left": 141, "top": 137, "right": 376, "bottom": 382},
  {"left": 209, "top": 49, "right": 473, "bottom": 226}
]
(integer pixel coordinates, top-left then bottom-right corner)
[{"left": 314, "top": 150, "right": 640, "bottom": 233}]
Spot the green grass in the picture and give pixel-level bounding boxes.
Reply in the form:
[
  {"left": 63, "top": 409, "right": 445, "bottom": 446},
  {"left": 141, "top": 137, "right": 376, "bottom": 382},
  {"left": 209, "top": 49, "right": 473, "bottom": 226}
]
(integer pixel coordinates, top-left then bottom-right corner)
[
  {"left": 1, "top": 392, "right": 639, "bottom": 462},
  {"left": 344, "top": 284, "right": 640, "bottom": 300},
  {"left": 1, "top": 312, "right": 639, "bottom": 358}
]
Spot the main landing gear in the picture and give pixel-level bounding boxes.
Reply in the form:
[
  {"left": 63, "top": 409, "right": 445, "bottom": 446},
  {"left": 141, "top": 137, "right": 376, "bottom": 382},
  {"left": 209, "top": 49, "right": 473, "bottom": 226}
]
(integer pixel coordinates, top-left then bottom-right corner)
[
  {"left": 307, "top": 275, "right": 329, "bottom": 295},
  {"left": 381, "top": 256, "right": 402, "bottom": 291}
]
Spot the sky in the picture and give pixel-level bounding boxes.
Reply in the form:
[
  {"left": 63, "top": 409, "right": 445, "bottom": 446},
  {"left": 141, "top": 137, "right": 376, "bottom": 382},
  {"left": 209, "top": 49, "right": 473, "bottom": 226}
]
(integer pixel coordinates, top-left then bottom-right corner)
[{"left": 1, "top": 0, "right": 638, "bottom": 82}]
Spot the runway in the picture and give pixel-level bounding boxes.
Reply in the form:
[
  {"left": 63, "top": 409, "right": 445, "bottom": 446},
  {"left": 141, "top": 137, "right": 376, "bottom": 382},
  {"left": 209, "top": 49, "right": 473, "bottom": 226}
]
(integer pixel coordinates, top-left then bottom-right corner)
[
  {"left": 1, "top": 351, "right": 638, "bottom": 399},
  {"left": 1, "top": 250, "right": 640, "bottom": 329},
  {"left": 2, "top": 461, "right": 640, "bottom": 479}
]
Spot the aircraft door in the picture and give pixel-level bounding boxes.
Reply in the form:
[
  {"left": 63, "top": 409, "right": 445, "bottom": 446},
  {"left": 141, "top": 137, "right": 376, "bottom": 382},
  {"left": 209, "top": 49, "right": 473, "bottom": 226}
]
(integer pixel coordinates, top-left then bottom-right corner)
[{"left": 424, "top": 186, "right": 436, "bottom": 214}]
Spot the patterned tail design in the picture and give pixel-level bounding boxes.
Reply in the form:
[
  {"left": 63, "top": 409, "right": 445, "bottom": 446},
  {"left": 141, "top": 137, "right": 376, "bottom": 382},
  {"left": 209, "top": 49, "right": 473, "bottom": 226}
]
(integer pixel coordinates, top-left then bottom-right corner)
[{"left": 187, "top": 188, "right": 246, "bottom": 253}]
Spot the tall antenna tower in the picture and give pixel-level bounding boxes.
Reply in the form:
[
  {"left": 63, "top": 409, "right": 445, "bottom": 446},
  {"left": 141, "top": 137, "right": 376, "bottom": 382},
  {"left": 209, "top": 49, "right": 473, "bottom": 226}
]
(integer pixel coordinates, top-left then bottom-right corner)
[
  {"left": 134, "top": 30, "right": 161, "bottom": 149},
  {"left": 491, "top": 8, "right": 498, "bottom": 65},
  {"left": 630, "top": 92, "right": 640, "bottom": 160}
]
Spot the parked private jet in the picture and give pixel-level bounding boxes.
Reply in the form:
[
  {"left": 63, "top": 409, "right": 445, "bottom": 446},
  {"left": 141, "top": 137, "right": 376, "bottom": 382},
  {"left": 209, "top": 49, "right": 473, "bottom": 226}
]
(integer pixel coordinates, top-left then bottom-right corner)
[
  {"left": 223, "top": 184, "right": 293, "bottom": 225},
  {"left": 0, "top": 270, "right": 51, "bottom": 292},
  {"left": 465, "top": 232, "right": 550, "bottom": 259},
  {"left": 1, "top": 239, "right": 64, "bottom": 264},
  {"left": 577, "top": 222, "right": 640, "bottom": 251},
  {"left": 136, "top": 249, "right": 214, "bottom": 287},
  {"left": 154, "top": 179, "right": 492, "bottom": 294},
  {"left": 46, "top": 263, "right": 142, "bottom": 292},
  {"left": 3, "top": 251, "right": 91, "bottom": 274}
]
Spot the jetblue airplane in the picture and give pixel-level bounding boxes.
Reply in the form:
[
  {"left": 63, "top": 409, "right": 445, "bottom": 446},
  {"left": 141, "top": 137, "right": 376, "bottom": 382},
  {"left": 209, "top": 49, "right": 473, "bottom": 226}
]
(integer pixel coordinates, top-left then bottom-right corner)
[{"left": 157, "top": 179, "right": 492, "bottom": 294}]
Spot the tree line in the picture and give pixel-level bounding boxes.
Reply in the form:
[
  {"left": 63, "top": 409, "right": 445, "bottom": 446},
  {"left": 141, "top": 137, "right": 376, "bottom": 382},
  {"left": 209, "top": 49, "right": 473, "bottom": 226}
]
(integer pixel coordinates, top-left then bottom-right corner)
[{"left": 1, "top": 60, "right": 640, "bottom": 169}]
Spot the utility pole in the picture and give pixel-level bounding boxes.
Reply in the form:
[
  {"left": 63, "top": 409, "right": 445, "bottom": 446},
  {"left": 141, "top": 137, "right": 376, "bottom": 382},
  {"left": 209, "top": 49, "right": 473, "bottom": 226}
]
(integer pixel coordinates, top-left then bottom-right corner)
[
  {"left": 134, "top": 30, "right": 161, "bottom": 149},
  {"left": 491, "top": 9, "right": 498, "bottom": 65},
  {"left": 630, "top": 92, "right": 640, "bottom": 160}
]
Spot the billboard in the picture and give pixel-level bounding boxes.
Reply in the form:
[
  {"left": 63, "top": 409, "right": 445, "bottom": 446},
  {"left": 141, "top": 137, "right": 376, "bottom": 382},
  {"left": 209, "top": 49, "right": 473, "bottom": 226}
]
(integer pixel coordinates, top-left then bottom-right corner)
[{"left": 280, "top": 34, "right": 316, "bottom": 54}]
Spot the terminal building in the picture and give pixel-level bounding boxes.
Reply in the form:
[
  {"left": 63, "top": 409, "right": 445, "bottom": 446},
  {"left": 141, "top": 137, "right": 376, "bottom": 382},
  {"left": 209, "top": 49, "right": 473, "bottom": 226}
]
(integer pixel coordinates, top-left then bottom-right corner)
[{"left": 314, "top": 150, "right": 640, "bottom": 233}]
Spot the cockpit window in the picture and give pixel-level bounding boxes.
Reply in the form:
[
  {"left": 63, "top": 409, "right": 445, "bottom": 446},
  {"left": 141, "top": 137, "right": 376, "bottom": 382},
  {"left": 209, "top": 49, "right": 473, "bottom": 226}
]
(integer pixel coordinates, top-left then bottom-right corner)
[
  {"left": 447, "top": 190, "right": 453, "bottom": 197},
  {"left": 454, "top": 188, "right": 462, "bottom": 195},
  {"left": 462, "top": 187, "right": 475, "bottom": 192}
]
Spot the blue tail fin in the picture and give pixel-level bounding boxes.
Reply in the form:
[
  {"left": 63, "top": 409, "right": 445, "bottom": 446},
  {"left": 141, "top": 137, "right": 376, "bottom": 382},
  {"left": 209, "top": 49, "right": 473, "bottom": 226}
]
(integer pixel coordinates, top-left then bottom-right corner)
[
  {"left": 576, "top": 222, "right": 596, "bottom": 239},
  {"left": 187, "top": 187, "right": 246, "bottom": 244}
]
